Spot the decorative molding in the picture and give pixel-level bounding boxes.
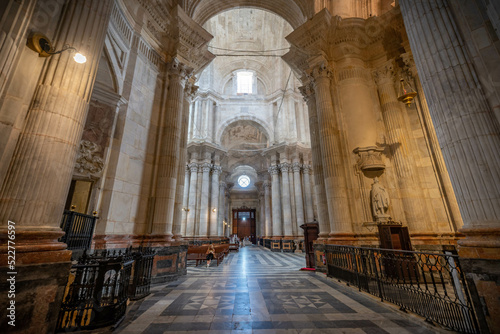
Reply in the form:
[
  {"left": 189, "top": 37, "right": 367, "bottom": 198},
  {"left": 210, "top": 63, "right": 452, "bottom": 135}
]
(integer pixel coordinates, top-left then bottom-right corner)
[
  {"left": 75, "top": 140, "right": 104, "bottom": 176},
  {"left": 353, "top": 146, "right": 385, "bottom": 172},
  {"left": 373, "top": 60, "right": 395, "bottom": 85}
]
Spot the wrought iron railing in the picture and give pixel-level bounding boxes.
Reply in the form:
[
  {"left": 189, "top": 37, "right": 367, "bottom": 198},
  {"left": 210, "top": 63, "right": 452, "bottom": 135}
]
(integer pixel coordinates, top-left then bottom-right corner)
[
  {"left": 324, "top": 245, "right": 480, "bottom": 334},
  {"left": 59, "top": 210, "right": 98, "bottom": 250},
  {"left": 56, "top": 249, "right": 134, "bottom": 332},
  {"left": 129, "top": 247, "right": 156, "bottom": 300}
]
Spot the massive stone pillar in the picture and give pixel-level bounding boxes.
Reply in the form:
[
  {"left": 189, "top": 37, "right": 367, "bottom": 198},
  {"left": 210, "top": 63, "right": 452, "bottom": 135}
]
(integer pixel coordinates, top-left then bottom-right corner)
[
  {"left": 186, "top": 161, "right": 198, "bottom": 237},
  {"left": 269, "top": 165, "right": 283, "bottom": 237},
  {"left": 198, "top": 161, "right": 211, "bottom": 238},
  {"left": 309, "top": 63, "right": 352, "bottom": 238},
  {"left": 299, "top": 83, "right": 330, "bottom": 238},
  {"left": 373, "top": 61, "right": 431, "bottom": 234},
  {"left": 151, "top": 59, "right": 192, "bottom": 239},
  {"left": 293, "top": 161, "right": 305, "bottom": 230},
  {"left": 210, "top": 165, "right": 221, "bottom": 237},
  {"left": 400, "top": 1, "right": 500, "bottom": 331},
  {"left": 264, "top": 180, "right": 272, "bottom": 237},
  {"left": 0, "top": 1, "right": 112, "bottom": 332},
  {"left": 302, "top": 164, "right": 315, "bottom": 223},
  {"left": 173, "top": 81, "right": 197, "bottom": 240},
  {"left": 280, "top": 162, "right": 293, "bottom": 237}
]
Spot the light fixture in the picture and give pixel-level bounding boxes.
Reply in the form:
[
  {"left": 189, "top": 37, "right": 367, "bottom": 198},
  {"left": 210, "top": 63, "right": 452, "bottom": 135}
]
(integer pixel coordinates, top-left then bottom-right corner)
[
  {"left": 212, "top": 208, "right": 217, "bottom": 212},
  {"left": 27, "top": 33, "right": 87, "bottom": 63},
  {"left": 397, "top": 77, "right": 417, "bottom": 107},
  {"left": 182, "top": 207, "right": 190, "bottom": 212}
]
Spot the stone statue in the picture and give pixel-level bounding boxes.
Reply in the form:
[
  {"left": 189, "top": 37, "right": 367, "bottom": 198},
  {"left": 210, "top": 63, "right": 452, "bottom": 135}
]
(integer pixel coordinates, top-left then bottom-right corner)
[{"left": 370, "top": 177, "right": 390, "bottom": 222}]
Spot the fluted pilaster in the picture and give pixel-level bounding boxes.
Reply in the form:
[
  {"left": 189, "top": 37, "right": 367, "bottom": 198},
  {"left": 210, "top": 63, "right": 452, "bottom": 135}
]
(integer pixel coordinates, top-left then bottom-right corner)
[
  {"left": 293, "top": 162, "right": 305, "bottom": 229},
  {"left": 269, "top": 165, "right": 282, "bottom": 237},
  {"left": 151, "top": 59, "right": 192, "bottom": 237},
  {"left": 263, "top": 180, "right": 272, "bottom": 237},
  {"left": 210, "top": 165, "right": 221, "bottom": 236},
  {"left": 302, "top": 165, "right": 315, "bottom": 223},
  {"left": 186, "top": 162, "right": 198, "bottom": 237},
  {"left": 198, "top": 162, "right": 212, "bottom": 237},
  {"left": 299, "top": 82, "right": 329, "bottom": 238},
  {"left": 373, "top": 61, "right": 430, "bottom": 232},
  {"left": 181, "top": 166, "right": 190, "bottom": 237},
  {"left": 218, "top": 181, "right": 226, "bottom": 237},
  {"left": 280, "top": 163, "right": 293, "bottom": 237}
]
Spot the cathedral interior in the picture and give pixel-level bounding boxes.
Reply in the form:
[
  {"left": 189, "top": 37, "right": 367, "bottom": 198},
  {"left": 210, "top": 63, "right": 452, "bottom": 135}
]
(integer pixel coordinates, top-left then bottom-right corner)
[{"left": 0, "top": 0, "right": 499, "bottom": 333}]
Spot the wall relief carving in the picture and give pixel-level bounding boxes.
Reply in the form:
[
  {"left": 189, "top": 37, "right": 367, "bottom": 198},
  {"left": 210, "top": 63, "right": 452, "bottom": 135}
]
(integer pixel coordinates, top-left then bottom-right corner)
[{"left": 75, "top": 140, "right": 104, "bottom": 175}]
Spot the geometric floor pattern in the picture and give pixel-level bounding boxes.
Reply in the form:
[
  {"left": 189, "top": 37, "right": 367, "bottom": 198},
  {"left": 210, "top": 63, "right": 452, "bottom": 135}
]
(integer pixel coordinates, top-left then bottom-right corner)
[{"left": 117, "top": 245, "right": 445, "bottom": 333}]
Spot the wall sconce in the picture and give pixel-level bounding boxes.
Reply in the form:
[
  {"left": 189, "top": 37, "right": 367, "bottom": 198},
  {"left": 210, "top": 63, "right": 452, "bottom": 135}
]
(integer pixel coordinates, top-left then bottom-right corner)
[
  {"left": 92, "top": 210, "right": 98, "bottom": 216},
  {"left": 27, "top": 33, "right": 87, "bottom": 63},
  {"left": 397, "top": 77, "right": 417, "bottom": 107},
  {"left": 212, "top": 208, "right": 217, "bottom": 212},
  {"left": 182, "top": 207, "right": 190, "bottom": 212}
]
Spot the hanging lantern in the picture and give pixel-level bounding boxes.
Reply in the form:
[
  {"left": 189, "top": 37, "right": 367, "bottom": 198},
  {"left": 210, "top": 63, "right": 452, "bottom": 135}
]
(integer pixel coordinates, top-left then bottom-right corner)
[{"left": 397, "top": 77, "right": 417, "bottom": 107}]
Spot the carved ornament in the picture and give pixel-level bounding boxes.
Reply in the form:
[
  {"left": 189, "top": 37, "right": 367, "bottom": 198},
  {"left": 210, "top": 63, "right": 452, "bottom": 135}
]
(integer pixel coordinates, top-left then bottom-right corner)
[
  {"left": 353, "top": 146, "right": 385, "bottom": 172},
  {"left": 75, "top": 140, "right": 104, "bottom": 175}
]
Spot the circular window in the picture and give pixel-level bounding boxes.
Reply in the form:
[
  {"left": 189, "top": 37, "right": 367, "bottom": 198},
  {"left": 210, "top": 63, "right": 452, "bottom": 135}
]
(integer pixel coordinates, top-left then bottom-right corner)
[{"left": 238, "top": 175, "right": 250, "bottom": 188}]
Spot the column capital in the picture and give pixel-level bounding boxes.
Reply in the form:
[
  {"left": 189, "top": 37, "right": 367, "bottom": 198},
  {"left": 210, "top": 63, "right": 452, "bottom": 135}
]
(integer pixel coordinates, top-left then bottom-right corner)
[
  {"left": 292, "top": 162, "right": 302, "bottom": 173},
  {"left": 201, "top": 162, "right": 212, "bottom": 172},
  {"left": 184, "top": 80, "right": 199, "bottom": 100},
  {"left": 219, "top": 181, "right": 227, "bottom": 189},
  {"left": 307, "top": 62, "right": 333, "bottom": 83},
  {"left": 302, "top": 165, "right": 312, "bottom": 174},
  {"left": 263, "top": 180, "right": 272, "bottom": 189},
  {"left": 167, "top": 58, "right": 193, "bottom": 85},
  {"left": 188, "top": 162, "right": 198, "bottom": 173},
  {"left": 212, "top": 165, "right": 222, "bottom": 175},
  {"left": 373, "top": 60, "right": 395, "bottom": 86},
  {"left": 401, "top": 52, "right": 417, "bottom": 77},
  {"left": 268, "top": 165, "right": 280, "bottom": 175},
  {"left": 298, "top": 82, "right": 315, "bottom": 103},
  {"left": 280, "top": 163, "right": 291, "bottom": 173}
]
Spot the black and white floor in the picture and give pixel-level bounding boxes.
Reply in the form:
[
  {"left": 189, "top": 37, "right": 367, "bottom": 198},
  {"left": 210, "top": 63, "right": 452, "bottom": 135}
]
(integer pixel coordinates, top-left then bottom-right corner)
[{"left": 117, "top": 245, "right": 442, "bottom": 333}]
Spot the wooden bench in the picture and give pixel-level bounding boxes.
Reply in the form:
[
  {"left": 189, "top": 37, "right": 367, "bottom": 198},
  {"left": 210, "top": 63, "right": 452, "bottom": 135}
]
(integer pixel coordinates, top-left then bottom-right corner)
[
  {"left": 187, "top": 244, "right": 229, "bottom": 266},
  {"left": 228, "top": 243, "right": 239, "bottom": 252}
]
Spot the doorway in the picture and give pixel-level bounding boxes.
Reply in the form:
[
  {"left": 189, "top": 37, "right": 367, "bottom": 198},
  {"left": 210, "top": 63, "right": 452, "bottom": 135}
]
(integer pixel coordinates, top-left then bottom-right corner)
[{"left": 232, "top": 208, "right": 256, "bottom": 244}]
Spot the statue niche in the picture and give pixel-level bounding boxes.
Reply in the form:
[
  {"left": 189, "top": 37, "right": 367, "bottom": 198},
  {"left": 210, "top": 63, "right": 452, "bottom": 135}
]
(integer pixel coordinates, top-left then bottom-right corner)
[{"left": 370, "top": 177, "right": 390, "bottom": 223}]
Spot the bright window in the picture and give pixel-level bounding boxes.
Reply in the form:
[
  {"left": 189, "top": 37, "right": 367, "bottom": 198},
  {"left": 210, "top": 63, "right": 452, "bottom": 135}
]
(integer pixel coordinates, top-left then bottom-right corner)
[
  {"left": 237, "top": 71, "right": 253, "bottom": 94},
  {"left": 238, "top": 175, "right": 250, "bottom": 188}
]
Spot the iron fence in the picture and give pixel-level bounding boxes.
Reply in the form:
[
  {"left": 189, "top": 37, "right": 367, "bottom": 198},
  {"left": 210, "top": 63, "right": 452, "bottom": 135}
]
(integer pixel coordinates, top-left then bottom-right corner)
[
  {"left": 129, "top": 246, "right": 156, "bottom": 300},
  {"left": 324, "top": 245, "right": 479, "bottom": 334},
  {"left": 56, "top": 249, "right": 134, "bottom": 332},
  {"left": 59, "top": 210, "right": 97, "bottom": 250}
]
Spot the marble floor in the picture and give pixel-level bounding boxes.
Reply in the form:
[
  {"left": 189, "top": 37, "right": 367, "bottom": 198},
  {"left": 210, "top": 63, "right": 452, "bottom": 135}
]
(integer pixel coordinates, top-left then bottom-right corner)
[{"left": 117, "top": 245, "right": 443, "bottom": 334}]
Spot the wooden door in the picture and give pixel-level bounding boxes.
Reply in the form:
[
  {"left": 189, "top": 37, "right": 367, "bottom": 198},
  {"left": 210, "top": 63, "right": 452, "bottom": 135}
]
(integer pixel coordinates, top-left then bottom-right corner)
[{"left": 232, "top": 208, "right": 256, "bottom": 244}]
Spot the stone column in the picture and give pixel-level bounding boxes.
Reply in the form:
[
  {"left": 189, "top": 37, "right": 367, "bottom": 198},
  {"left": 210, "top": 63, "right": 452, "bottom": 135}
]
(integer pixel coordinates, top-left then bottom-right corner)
[
  {"left": 173, "top": 80, "right": 197, "bottom": 239},
  {"left": 302, "top": 164, "right": 315, "bottom": 223},
  {"left": 186, "top": 161, "right": 198, "bottom": 237},
  {"left": 373, "top": 61, "right": 431, "bottom": 232},
  {"left": 288, "top": 164, "right": 297, "bottom": 235},
  {"left": 210, "top": 165, "right": 221, "bottom": 237},
  {"left": 151, "top": 59, "right": 192, "bottom": 238},
  {"left": 180, "top": 166, "right": 190, "bottom": 237},
  {"left": 400, "top": 2, "right": 500, "bottom": 331},
  {"left": 309, "top": 63, "right": 353, "bottom": 237},
  {"left": 299, "top": 83, "right": 330, "bottom": 238},
  {"left": 280, "top": 162, "right": 293, "bottom": 237},
  {"left": 293, "top": 162, "right": 305, "bottom": 229},
  {"left": 0, "top": 1, "right": 112, "bottom": 332},
  {"left": 218, "top": 181, "right": 226, "bottom": 237},
  {"left": 269, "top": 165, "right": 283, "bottom": 237},
  {"left": 198, "top": 161, "right": 212, "bottom": 238},
  {"left": 263, "top": 180, "right": 272, "bottom": 237}
]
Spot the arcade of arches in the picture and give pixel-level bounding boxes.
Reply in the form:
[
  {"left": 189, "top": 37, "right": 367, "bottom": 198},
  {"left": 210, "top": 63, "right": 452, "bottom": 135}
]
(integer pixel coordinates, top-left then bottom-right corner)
[{"left": 0, "top": 0, "right": 499, "bottom": 333}]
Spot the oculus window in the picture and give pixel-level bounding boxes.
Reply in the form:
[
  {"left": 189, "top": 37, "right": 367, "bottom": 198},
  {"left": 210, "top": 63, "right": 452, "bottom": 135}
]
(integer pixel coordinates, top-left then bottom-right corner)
[
  {"left": 238, "top": 175, "right": 250, "bottom": 188},
  {"left": 237, "top": 71, "right": 253, "bottom": 94}
]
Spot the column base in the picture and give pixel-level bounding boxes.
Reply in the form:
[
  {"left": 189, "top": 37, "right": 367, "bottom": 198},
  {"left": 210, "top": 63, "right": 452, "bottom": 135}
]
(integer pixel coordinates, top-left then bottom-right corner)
[
  {"left": 327, "top": 232, "right": 357, "bottom": 245},
  {"left": 457, "top": 227, "right": 500, "bottom": 334},
  {"left": 0, "top": 261, "right": 71, "bottom": 333}
]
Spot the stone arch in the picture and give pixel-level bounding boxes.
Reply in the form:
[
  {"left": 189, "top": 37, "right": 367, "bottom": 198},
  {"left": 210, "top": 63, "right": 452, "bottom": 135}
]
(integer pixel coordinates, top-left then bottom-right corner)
[
  {"left": 217, "top": 116, "right": 273, "bottom": 147},
  {"left": 185, "top": 0, "right": 311, "bottom": 29}
]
